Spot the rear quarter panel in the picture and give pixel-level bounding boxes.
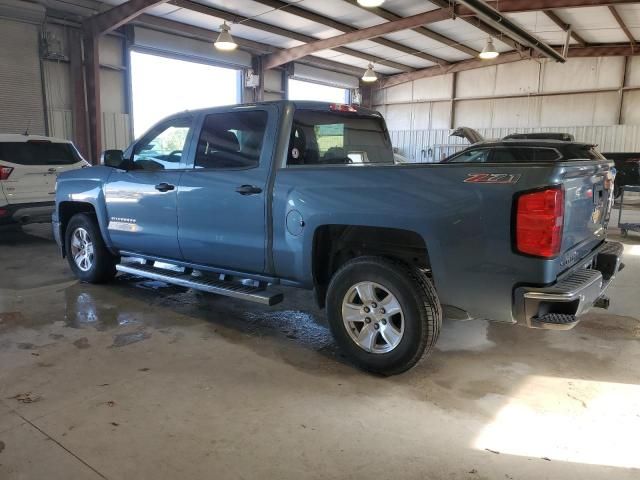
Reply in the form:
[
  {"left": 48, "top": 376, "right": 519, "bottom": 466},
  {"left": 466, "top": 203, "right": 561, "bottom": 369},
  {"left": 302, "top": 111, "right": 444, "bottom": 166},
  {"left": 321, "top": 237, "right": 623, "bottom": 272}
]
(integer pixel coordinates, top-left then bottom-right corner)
[{"left": 273, "top": 162, "right": 570, "bottom": 323}]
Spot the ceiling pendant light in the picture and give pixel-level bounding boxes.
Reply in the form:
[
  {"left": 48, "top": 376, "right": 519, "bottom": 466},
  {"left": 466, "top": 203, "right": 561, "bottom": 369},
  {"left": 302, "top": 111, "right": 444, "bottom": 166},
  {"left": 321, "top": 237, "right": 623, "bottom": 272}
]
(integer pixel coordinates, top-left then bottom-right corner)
[
  {"left": 361, "top": 63, "right": 377, "bottom": 82},
  {"left": 479, "top": 38, "right": 499, "bottom": 60},
  {"left": 215, "top": 22, "right": 238, "bottom": 51},
  {"left": 357, "top": 0, "right": 385, "bottom": 7}
]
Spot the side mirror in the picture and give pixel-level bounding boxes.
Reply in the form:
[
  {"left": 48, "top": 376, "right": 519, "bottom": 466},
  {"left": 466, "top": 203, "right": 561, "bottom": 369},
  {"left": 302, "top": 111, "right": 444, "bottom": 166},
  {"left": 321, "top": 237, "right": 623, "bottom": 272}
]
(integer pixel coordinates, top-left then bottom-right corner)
[{"left": 102, "top": 149, "right": 125, "bottom": 168}]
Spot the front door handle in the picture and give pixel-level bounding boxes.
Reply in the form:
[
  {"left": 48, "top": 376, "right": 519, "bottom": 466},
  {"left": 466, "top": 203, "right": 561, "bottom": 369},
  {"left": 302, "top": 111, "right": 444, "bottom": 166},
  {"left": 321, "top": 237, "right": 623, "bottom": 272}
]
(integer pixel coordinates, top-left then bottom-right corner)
[
  {"left": 235, "top": 185, "right": 262, "bottom": 195},
  {"left": 155, "top": 182, "right": 175, "bottom": 192}
]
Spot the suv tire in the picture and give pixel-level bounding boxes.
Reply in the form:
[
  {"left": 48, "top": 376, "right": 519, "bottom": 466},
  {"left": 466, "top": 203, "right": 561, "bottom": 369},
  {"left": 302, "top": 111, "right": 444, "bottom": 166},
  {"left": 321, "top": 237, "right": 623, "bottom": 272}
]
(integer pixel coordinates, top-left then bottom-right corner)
[
  {"left": 65, "top": 213, "right": 117, "bottom": 283},
  {"left": 326, "top": 256, "right": 442, "bottom": 376}
]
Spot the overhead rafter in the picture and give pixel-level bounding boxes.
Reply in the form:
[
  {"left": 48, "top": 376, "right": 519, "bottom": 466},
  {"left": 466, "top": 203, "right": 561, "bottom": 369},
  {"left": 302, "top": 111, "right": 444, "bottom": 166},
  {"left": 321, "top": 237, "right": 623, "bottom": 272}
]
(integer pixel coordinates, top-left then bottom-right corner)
[
  {"left": 462, "top": 0, "right": 640, "bottom": 15},
  {"left": 543, "top": 10, "right": 587, "bottom": 47},
  {"left": 428, "top": 0, "right": 522, "bottom": 51},
  {"left": 133, "top": 14, "right": 372, "bottom": 78},
  {"left": 252, "top": 0, "right": 451, "bottom": 65},
  {"left": 609, "top": 6, "right": 637, "bottom": 47},
  {"left": 263, "top": 8, "right": 454, "bottom": 69},
  {"left": 84, "top": 0, "right": 170, "bottom": 35},
  {"left": 171, "top": 0, "right": 414, "bottom": 72},
  {"left": 341, "top": 0, "right": 478, "bottom": 57},
  {"left": 380, "top": 44, "right": 640, "bottom": 88}
]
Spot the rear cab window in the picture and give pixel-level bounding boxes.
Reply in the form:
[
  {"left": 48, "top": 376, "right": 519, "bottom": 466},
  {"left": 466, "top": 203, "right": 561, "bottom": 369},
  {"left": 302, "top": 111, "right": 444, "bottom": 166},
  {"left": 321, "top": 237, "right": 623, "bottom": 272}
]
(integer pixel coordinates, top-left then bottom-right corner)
[
  {"left": 0, "top": 141, "right": 81, "bottom": 166},
  {"left": 287, "top": 109, "right": 394, "bottom": 166}
]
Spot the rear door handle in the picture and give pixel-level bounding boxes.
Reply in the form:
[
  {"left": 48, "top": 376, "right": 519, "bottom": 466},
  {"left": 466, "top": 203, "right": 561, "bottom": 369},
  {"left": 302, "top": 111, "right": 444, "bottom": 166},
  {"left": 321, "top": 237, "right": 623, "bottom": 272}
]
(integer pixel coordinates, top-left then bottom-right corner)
[
  {"left": 235, "top": 185, "right": 262, "bottom": 195},
  {"left": 155, "top": 182, "right": 175, "bottom": 192}
]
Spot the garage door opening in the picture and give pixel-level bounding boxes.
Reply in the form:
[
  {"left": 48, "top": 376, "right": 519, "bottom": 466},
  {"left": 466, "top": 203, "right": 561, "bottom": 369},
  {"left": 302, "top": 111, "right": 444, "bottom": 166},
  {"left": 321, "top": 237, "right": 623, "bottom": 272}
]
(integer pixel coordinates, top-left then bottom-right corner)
[
  {"left": 130, "top": 51, "right": 240, "bottom": 137},
  {"left": 288, "top": 78, "right": 348, "bottom": 104}
]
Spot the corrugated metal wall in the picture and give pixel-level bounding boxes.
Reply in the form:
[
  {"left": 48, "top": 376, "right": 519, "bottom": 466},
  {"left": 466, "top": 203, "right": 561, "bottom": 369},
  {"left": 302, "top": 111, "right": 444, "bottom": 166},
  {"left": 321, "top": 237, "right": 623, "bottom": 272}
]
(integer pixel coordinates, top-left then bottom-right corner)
[
  {"left": 377, "top": 56, "right": 640, "bottom": 160},
  {"left": 390, "top": 125, "right": 640, "bottom": 162},
  {"left": 0, "top": 17, "right": 46, "bottom": 135}
]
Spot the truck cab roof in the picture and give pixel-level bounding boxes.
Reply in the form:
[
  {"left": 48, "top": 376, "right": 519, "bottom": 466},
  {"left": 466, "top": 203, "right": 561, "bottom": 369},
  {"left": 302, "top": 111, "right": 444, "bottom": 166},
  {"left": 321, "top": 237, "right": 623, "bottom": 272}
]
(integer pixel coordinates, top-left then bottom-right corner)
[{"left": 163, "top": 100, "right": 382, "bottom": 120}]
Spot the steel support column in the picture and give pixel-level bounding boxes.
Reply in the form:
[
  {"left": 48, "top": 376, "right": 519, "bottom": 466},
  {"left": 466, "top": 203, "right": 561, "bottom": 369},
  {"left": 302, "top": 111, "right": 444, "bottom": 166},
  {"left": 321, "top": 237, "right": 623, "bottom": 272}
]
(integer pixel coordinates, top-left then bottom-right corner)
[
  {"left": 68, "top": 29, "right": 89, "bottom": 159},
  {"left": 84, "top": 33, "right": 102, "bottom": 164}
]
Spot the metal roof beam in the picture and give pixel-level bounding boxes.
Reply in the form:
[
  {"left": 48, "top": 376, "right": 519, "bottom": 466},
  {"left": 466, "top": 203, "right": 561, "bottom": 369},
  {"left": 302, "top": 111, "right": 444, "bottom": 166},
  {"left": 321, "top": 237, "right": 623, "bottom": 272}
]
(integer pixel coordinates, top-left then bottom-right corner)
[
  {"left": 133, "top": 14, "right": 373, "bottom": 78},
  {"left": 461, "top": 0, "right": 640, "bottom": 15},
  {"left": 341, "top": 0, "right": 478, "bottom": 57},
  {"left": 253, "top": 0, "right": 451, "bottom": 65},
  {"left": 380, "top": 44, "right": 640, "bottom": 88},
  {"left": 609, "top": 6, "right": 637, "bottom": 47},
  {"left": 172, "top": 0, "right": 415, "bottom": 72},
  {"left": 263, "top": 7, "right": 453, "bottom": 69},
  {"left": 84, "top": 0, "right": 169, "bottom": 35},
  {"left": 543, "top": 10, "right": 587, "bottom": 46}
]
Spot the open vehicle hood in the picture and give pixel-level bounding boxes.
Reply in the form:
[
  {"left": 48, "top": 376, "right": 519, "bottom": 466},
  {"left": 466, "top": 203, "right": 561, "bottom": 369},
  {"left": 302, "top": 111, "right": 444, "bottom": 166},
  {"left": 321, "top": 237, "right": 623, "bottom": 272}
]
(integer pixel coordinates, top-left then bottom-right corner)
[{"left": 450, "top": 127, "right": 484, "bottom": 145}]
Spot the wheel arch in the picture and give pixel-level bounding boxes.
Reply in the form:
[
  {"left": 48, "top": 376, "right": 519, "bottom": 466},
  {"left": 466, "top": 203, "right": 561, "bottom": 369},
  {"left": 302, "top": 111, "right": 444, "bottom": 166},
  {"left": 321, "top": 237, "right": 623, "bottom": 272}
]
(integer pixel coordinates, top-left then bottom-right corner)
[
  {"left": 311, "top": 225, "right": 432, "bottom": 308},
  {"left": 58, "top": 201, "right": 113, "bottom": 257}
]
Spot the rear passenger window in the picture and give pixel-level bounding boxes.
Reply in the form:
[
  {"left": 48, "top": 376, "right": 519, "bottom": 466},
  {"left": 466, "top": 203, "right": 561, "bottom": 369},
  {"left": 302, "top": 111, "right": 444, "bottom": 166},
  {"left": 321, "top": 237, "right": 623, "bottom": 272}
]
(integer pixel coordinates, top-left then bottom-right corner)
[{"left": 195, "top": 111, "right": 268, "bottom": 169}]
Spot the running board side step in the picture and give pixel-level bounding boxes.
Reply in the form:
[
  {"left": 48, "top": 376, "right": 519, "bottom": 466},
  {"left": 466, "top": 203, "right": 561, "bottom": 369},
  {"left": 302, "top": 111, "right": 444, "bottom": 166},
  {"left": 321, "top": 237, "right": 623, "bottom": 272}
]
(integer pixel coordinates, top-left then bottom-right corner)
[{"left": 116, "top": 263, "right": 284, "bottom": 306}]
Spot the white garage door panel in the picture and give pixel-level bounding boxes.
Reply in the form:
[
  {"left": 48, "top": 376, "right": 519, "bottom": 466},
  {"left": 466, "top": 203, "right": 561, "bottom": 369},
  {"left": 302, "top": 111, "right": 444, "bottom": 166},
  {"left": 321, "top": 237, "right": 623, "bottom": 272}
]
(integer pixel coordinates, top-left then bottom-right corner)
[
  {"left": 292, "top": 63, "right": 359, "bottom": 89},
  {"left": 0, "top": 18, "right": 45, "bottom": 135},
  {"left": 133, "top": 26, "right": 252, "bottom": 68}
]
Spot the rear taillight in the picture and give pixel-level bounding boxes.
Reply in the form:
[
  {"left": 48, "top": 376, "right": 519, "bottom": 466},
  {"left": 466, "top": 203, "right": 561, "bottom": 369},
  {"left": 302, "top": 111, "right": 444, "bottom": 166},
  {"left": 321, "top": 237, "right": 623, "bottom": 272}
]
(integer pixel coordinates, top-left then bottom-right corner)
[
  {"left": 516, "top": 187, "right": 564, "bottom": 258},
  {"left": 0, "top": 166, "right": 13, "bottom": 180}
]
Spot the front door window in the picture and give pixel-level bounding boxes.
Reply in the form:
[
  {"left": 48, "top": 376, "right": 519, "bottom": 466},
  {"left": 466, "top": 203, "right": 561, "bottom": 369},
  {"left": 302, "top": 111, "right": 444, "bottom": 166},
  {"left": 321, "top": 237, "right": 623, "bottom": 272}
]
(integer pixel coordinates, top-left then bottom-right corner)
[{"left": 131, "top": 118, "right": 191, "bottom": 170}]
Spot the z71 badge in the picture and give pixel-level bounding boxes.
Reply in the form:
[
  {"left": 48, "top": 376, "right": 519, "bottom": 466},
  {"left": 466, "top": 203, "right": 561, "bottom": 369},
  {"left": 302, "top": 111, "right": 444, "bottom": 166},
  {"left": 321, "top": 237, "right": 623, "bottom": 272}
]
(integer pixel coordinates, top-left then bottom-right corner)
[{"left": 464, "top": 173, "right": 521, "bottom": 184}]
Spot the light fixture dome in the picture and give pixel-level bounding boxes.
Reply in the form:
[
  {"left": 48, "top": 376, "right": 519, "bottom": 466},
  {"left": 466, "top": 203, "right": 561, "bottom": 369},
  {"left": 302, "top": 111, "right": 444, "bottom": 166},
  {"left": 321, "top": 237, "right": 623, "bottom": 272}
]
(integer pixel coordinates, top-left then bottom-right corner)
[
  {"left": 357, "top": 0, "right": 385, "bottom": 6},
  {"left": 361, "top": 63, "right": 377, "bottom": 82},
  {"left": 215, "top": 22, "right": 238, "bottom": 51},
  {"left": 479, "top": 38, "right": 499, "bottom": 60}
]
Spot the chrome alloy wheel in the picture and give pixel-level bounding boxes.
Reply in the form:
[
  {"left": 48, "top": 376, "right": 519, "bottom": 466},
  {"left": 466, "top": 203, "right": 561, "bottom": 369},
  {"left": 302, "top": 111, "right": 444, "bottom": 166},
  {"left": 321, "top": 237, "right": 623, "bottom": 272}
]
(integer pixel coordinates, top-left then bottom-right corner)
[
  {"left": 341, "top": 281, "right": 404, "bottom": 354},
  {"left": 70, "top": 227, "right": 95, "bottom": 272}
]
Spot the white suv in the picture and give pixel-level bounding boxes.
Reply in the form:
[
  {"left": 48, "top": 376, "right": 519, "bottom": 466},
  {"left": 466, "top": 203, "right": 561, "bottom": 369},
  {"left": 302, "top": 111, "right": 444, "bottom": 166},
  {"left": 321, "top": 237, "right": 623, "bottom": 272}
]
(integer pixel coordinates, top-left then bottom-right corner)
[{"left": 0, "top": 134, "right": 89, "bottom": 227}]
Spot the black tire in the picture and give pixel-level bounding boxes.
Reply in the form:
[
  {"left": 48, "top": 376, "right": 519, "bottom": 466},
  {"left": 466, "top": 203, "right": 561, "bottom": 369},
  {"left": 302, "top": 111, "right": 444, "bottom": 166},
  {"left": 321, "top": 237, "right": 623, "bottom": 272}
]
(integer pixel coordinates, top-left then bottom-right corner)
[
  {"left": 65, "top": 213, "right": 117, "bottom": 283},
  {"left": 326, "top": 256, "right": 442, "bottom": 376}
]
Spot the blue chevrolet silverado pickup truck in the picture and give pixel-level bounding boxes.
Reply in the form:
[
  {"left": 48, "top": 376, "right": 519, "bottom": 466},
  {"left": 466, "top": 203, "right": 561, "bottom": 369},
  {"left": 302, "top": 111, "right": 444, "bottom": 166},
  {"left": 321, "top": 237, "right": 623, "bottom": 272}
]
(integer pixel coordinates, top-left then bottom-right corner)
[{"left": 53, "top": 101, "right": 623, "bottom": 375}]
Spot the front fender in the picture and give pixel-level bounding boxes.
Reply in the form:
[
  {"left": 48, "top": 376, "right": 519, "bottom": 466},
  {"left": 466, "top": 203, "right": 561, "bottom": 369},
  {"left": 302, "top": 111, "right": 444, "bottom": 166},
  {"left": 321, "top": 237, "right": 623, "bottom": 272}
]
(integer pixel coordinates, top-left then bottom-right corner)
[{"left": 56, "top": 166, "right": 115, "bottom": 251}]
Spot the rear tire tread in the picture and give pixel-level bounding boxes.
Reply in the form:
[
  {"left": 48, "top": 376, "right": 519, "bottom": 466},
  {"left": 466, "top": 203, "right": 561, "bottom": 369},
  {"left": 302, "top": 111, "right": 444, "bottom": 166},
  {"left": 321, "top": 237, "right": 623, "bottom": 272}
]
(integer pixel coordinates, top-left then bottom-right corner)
[{"left": 327, "top": 256, "right": 442, "bottom": 376}]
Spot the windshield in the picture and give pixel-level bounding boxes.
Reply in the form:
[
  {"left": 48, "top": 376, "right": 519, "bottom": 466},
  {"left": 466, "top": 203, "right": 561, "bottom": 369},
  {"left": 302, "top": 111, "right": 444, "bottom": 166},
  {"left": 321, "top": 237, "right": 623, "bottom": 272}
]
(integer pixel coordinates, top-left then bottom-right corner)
[{"left": 287, "top": 110, "right": 394, "bottom": 166}]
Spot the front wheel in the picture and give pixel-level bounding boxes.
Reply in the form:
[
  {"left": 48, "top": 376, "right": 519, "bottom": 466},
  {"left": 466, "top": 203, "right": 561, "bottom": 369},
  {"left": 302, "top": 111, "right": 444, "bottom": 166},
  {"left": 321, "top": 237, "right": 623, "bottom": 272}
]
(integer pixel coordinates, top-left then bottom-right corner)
[
  {"left": 326, "top": 256, "right": 442, "bottom": 376},
  {"left": 65, "top": 213, "right": 117, "bottom": 283}
]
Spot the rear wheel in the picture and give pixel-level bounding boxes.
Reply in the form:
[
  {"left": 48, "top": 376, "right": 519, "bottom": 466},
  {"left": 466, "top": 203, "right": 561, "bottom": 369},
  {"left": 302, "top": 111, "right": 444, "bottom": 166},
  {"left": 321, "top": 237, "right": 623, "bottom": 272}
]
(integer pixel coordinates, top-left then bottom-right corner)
[
  {"left": 65, "top": 213, "right": 117, "bottom": 283},
  {"left": 326, "top": 256, "right": 441, "bottom": 376}
]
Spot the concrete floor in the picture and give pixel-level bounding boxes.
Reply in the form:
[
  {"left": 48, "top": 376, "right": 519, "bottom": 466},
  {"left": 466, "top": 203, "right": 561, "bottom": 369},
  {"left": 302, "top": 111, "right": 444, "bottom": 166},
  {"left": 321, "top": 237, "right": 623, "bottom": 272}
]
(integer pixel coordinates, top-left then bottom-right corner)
[{"left": 1, "top": 212, "right": 639, "bottom": 479}]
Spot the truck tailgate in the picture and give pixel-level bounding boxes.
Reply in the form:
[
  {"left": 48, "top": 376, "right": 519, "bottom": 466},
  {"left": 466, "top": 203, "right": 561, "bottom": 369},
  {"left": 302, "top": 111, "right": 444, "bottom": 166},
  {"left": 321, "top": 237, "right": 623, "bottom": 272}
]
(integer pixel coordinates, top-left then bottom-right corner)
[{"left": 558, "top": 161, "right": 613, "bottom": 272}]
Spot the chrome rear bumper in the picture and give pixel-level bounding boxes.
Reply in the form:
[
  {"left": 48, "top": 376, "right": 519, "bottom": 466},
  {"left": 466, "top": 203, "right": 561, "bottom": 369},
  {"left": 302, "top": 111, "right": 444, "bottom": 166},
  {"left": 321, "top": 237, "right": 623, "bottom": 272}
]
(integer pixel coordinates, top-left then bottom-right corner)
[{"left": 515, "top": 241, "right": 624, "bottom": 330}]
